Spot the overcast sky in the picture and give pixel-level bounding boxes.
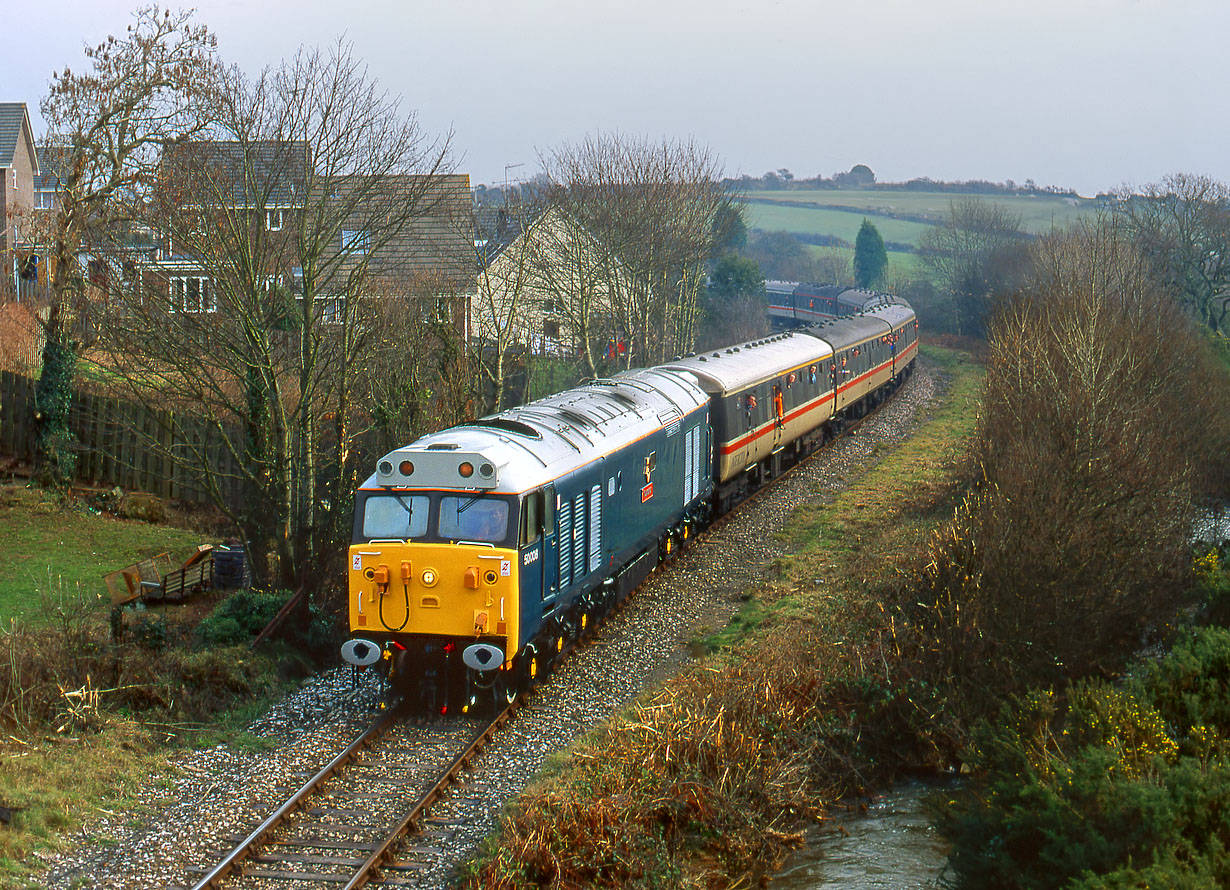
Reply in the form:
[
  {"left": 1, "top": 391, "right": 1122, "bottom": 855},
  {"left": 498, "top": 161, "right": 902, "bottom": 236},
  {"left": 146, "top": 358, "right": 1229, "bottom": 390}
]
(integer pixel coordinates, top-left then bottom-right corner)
[{"left": 5, "top": 0, "right": 1227, "bottom": 197}]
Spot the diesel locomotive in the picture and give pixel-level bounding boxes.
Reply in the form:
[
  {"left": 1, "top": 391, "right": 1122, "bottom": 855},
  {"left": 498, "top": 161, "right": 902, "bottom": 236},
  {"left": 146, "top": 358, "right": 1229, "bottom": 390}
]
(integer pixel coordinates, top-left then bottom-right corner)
[{"left": 342, "top": 294, "right": 918, "bottom": 713}]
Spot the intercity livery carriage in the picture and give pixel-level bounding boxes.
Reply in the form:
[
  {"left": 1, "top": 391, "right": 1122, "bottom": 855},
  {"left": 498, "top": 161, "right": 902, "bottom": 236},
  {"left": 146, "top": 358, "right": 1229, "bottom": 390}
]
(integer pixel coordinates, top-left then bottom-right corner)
[
  {"left": 664, "top": 298, "right": 918, "bottom": 509},
  {"left": 344, "top": 368, "right": 712, "bottom": 713}
]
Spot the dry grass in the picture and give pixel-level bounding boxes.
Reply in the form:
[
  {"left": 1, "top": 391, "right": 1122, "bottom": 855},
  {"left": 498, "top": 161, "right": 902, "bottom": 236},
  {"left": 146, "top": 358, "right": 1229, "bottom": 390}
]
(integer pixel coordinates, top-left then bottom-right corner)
[
  {"left": 0, "top": 719, "right": 170, "bottom": 876},
  {"left": 0, "top": 302, "right": 42, "bottom": 374}
]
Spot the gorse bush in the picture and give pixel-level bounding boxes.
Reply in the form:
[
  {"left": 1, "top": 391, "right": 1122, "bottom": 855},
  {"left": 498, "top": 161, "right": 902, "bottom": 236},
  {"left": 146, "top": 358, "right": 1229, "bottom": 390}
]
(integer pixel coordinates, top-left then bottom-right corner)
[{"left": 937, "top": 627, "right": 1230, "bottom": 889}]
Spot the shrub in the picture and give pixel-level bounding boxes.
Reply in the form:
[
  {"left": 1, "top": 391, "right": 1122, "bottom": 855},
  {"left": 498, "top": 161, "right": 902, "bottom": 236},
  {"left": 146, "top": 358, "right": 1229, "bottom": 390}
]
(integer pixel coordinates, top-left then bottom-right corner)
[
  {"left": 938, "top": 629, "right": 1230, "bottom": 889},
  {"left": 1130, "top": 626, "right": 1230, "bottom": 745},
  {"left": 195, "top": 589, "right": 291, "bottom": 647},
  {"left": 899, "top": 223, "right": 1229, "bottom": 706}
]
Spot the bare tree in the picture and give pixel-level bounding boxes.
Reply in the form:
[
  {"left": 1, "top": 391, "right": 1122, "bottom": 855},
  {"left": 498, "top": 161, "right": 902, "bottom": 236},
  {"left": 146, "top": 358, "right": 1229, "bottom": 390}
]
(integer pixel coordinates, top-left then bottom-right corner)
[
  {"left": 35, "top": 5, "right": 221, "bottom": 485},
  {"left": 918, "top": 197, "right": 1031, "bottom": 336},
  {"left": 542, "top": 134, "right": 737, "bottom": 368},
  {"left": 904, "top": 217, "right": 1230, "bottom": 701},
  {"left": 95, "top": 39, "right": 462, "bottom": 591},
  {"left": 1113, "top": 172, "right": 1230, "bottom": 335}
]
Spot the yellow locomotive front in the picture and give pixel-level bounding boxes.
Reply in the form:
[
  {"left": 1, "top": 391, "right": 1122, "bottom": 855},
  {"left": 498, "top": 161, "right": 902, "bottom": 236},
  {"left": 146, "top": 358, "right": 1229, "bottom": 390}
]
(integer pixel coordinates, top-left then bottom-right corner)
[{"left": 342, "top": 450, "right": 524, "bottom": 713}]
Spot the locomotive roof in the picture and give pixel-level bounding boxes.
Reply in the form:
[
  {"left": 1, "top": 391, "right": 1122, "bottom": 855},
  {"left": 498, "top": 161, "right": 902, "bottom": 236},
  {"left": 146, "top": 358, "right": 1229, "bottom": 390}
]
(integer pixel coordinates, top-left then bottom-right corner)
[
  {"left": 362, "top": 367, "right": 708, "bottom": 495},
  {"left": 662, "top": 329, "right": 834, "bottom": 397}
]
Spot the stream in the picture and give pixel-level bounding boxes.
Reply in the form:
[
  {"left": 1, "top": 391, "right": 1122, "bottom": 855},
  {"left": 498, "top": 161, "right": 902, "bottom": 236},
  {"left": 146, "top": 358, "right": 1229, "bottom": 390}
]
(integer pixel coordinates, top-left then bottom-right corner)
[
  {"left": 771, "top": 505, "right": 1225, "bottom": 890},
  {"left": 769, "top": 780, "right": 955, "bottom": 890}
]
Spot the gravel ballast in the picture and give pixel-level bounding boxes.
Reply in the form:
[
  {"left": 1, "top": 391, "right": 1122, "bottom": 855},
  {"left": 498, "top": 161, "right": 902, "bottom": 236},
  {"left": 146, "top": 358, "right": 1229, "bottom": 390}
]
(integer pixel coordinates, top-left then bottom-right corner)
[{"left": 34, "top": 358, "right": 940, "bottom": 890}]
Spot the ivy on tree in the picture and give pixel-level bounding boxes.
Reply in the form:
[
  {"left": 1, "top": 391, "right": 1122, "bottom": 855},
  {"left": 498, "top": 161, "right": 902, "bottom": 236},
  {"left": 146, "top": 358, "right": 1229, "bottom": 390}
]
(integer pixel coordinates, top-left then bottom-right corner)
[{"left": 853, "top": 218, "right": 888, "bottom": 289}]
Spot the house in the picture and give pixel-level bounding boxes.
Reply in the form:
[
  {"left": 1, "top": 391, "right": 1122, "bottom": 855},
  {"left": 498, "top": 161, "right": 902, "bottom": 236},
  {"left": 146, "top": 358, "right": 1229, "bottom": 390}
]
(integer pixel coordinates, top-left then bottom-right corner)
[
  {"left": 473, "top": 204, "right": 637, "bottom": 357},
  {"left": 32, "top": 145, "right": 60, "bottom": 214},
  {"left": 147, "top": 139, "right": 473, "bottom": 327},
  {"left": 0, "top": 103, "right": 40, "bottom": 291}
]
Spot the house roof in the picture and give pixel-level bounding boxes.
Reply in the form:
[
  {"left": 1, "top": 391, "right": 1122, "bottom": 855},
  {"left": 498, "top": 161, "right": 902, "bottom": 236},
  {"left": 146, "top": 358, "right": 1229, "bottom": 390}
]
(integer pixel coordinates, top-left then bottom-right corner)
[
  {"left": 34, "top": 145, "right": 63, "bottom": 191},
  {"left": 163, "top": 140, "right": 309, "bottom": 206},
  {"left": 0, "top": 103, "right": 39, "bottom": 172}
]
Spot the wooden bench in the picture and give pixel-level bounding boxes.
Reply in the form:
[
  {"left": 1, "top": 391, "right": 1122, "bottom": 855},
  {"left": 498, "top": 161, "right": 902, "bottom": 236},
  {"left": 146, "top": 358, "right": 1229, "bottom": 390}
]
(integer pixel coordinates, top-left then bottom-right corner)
[
  {"left": 103, "top": 546, "right": 214, "bottom": 605},
  {"left": 145, "top": 546, "right": 214, "bottom": 603}
]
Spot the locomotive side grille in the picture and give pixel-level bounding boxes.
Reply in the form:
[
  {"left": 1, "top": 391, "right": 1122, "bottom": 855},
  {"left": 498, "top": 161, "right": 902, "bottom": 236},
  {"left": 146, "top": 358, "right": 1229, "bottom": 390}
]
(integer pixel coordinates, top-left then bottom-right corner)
[
  {"left": 573, "top": 493, "right": 586, "bottom": 582},
  {"left": 588, "top": 484, "right": 602, "bottom": 573},
  {"left": 559, "top": 500, "right": 573, "bottom": 588},
  {"left": 693, "top": 424, "right": 704, "bottom": 497},
  {"left": 684, "top": 426, "right": 696, "bottom": 504}
]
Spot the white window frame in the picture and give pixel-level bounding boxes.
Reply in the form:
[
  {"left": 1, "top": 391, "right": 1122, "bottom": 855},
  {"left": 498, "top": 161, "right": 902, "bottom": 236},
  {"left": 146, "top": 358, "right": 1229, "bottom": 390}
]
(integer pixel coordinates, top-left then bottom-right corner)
[
  {"left": 169, "top": 275, "right": 216, "bottom": 313},
  {"left": 341, "top": 229, "right": 370, "bottom": 255},
  {"left": 265, "top": 209, "right": 284, "bottom": 232},
  {"left": 35, "top": 190, "right": 54, "bottom": 210}
]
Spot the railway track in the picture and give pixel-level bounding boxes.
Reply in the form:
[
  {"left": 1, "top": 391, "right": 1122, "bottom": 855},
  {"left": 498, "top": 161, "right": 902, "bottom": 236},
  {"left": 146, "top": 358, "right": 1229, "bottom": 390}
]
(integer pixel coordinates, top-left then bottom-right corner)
[
  {"left": 182, "top": 704, "right": 515, "bottom": 889},
  {"left": 179, "top": 371, "right": 912, "bottom": 890}
]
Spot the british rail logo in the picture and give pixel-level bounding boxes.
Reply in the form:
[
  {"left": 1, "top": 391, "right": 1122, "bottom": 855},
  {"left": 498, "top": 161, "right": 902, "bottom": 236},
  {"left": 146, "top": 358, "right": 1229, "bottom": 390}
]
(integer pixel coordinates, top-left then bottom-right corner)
[{"left": 641, "top": 482, "right": 654, "bottom": 502}]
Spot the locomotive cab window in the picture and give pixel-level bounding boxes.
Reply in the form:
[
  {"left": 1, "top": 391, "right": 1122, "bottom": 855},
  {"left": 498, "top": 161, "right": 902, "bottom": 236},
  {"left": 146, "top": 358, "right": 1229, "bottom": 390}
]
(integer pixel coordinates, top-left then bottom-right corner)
[
  {"left": 439, "top": 496, "right": 509, "bottom": 544},
  {"left": 361, "top": 493, "right": 429, "bottom": 540},
  {"left": 520, "top": 490, "right": 545, "bottom": 545}
]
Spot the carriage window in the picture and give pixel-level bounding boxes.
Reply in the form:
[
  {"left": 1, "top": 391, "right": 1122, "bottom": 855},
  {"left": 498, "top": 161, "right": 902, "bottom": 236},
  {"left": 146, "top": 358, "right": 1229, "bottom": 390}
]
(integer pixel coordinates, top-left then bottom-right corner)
[
  {"left": 362, "top": 493, "right": 429, "bottom": 539},
  {"left": 439, "top": 496, "right": 509, "bottom": 543}
]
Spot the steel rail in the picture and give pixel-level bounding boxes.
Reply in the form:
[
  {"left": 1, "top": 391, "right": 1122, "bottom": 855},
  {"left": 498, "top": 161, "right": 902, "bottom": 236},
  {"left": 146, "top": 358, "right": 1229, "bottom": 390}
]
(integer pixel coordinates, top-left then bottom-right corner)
[
  {"left": 342, "top": 701, "right": 518, "bottom": 889},
  {"left": 189, "top": 708, "right": 399, "bottom": 890}
]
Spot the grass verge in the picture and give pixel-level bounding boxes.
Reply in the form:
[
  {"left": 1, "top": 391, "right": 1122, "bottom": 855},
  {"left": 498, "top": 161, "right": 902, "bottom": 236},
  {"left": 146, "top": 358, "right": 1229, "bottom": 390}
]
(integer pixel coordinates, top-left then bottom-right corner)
[
  {"left": 0, "top": 484, "right": 206, "bottom": 623},
  {"left": 459, "top": 345, "right": 984, "bottom": 888}
]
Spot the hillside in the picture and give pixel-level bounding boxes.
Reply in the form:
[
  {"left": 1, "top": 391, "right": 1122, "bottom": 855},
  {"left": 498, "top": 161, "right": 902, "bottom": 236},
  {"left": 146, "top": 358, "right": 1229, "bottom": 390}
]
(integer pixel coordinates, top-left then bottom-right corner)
[{"left": 743, "top": 188, "right": 1099, "bottom": 248}]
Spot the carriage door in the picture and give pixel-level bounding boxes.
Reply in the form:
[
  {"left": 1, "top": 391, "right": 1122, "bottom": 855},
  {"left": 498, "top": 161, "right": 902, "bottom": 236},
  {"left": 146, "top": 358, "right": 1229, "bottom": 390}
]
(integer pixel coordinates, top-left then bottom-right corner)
[
  {"left": 830, "top": 355, "right": 841, "bottom": 416},
  {"left": 772, "top": 383, "right": 785, "bottom": 448}
]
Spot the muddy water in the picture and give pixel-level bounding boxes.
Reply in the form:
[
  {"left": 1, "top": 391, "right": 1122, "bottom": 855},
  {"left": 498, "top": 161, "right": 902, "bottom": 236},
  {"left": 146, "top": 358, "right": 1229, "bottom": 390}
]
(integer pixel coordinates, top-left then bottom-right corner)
[{"left": 769, "top": 781, "right": 954, "bottom": 890}]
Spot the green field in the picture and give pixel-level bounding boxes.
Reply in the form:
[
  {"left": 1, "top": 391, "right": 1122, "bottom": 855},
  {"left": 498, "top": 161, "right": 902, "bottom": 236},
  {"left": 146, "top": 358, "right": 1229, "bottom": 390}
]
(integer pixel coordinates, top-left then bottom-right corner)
[
  {"left": 745, "top": 188, "right": 1098, "bottom": 247},
  {"left": 752, "top": 202, "right": 934, "bottom": 246}
]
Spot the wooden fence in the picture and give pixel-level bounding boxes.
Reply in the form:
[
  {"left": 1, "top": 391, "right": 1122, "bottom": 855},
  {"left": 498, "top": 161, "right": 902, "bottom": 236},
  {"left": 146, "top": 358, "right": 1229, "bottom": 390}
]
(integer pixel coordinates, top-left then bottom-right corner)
[{"left": 0, "top": 370, "right": 244, "bottom": 509}]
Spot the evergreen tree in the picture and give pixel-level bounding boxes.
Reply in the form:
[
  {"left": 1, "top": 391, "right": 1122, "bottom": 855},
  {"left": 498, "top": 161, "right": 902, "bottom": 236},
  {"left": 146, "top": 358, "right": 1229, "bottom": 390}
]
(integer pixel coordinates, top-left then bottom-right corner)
[
  {"left": 853, "top": 218, "right": 888, "bottom": 289},
  {"left": 708, "top": 254, "right": 764, "bottom": 299}
]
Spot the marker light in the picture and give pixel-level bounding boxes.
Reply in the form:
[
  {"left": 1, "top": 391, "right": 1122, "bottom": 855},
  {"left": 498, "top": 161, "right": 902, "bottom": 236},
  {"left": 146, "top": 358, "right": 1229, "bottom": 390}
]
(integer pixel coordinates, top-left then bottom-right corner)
[
  {"left": 459, "top": 461, "right": 474, "bottom": 478},
  {"left": 399, "top": 460, "right": 415, "bottom": 476}
]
